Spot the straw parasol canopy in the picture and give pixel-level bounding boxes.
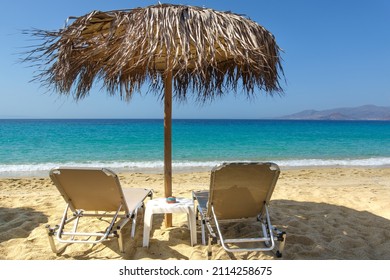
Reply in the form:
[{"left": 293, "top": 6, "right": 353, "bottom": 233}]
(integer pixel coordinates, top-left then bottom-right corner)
[{"left": 24, "top": 3, "right": 284, "bottom": 226}]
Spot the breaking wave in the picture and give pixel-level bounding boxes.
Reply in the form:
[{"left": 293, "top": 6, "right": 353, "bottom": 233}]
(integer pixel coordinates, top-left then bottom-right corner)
[{"left": 1, "top": 157, "right": 390, "bottom": 177}]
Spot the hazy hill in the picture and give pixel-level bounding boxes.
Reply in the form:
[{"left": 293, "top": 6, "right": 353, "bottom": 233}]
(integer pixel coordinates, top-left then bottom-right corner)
[{"left": 280, "top": 105, "right": 390, "bottom": 120}]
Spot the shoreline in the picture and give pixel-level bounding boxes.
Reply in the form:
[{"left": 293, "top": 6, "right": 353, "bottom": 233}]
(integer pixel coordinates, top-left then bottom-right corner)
[
  {"left": 1, "top": 162, "right": 390, "bottom": 179},
  {"left": 1, "top": 166, "right": 389, "bottom": 260}
]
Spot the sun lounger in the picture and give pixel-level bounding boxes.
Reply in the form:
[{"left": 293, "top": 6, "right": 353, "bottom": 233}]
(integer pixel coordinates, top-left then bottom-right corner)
[
  {"left": 46, "top": 167, "right": 153, "bottom": 254},
  {"left": 192, "top": 162, "right": 286, "bottom": 258}
]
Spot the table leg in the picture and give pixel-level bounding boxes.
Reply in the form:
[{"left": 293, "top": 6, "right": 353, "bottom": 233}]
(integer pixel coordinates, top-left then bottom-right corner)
[
  {"left": 143, "top": 209, "right": 153, "bottom": 247},
  {"left": 188, "top": 209, "right": 197, "bottom": 246}
]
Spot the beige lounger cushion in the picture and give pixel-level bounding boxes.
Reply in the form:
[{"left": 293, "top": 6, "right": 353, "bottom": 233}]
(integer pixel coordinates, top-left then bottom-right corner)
[{"left": 208, "top": 162, "right": 280, "bottom": 220}]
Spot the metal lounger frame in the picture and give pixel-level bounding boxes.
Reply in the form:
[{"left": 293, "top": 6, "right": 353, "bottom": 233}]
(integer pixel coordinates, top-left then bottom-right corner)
[
  {"left": 192, "top": 162, "right": 286, "bottom": 258},
  {"left": 46, "top": 167, "right": 153, "bottom": 254},
  {"left": 193, "top": 191, "right": 286, "bottom": 257}
]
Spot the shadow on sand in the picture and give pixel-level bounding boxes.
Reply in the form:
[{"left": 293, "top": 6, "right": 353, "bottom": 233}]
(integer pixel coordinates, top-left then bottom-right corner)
[
  {"left": 0, "top": 207, "right": 48, "bottom": 243},
  {"left": 269, "top": 200, "right": 390, "bottom": 259},
  {"left": 54, "top": 213, "right": 189, "bottom": 260},
  {"left": 22, "top": 200, "right": 389, "bottom": 260}
]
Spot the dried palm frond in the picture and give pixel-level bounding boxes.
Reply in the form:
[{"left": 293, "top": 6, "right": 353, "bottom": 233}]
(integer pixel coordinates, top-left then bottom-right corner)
[{"left": 24, "top": 3, "right": 284, "bottom": 101}]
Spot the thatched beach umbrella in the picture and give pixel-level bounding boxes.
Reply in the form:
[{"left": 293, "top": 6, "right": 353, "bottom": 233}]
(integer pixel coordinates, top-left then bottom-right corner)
[{"left": 25, "top": 3, "right": 284, "bottom": 226}]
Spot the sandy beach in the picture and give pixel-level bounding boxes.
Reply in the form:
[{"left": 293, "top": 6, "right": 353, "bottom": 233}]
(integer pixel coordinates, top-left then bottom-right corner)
[{"left": 0, "top": 167, "right": 389, "bottom": 260}]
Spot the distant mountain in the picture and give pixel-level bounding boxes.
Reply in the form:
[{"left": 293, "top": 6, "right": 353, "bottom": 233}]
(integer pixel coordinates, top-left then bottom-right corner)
[{"left": 280, "top": 105, "right": 390, "bottom": 120}]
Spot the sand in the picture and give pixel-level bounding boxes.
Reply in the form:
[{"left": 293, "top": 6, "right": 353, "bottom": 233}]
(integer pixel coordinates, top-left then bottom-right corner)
[{"left": 0, "top": 167, "right": 389, "bottom": 260}]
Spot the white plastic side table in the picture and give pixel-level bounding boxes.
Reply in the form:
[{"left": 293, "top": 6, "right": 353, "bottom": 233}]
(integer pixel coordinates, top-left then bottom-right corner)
[{"left": 143, "top": 197, "right": 197, "bottom": 247}]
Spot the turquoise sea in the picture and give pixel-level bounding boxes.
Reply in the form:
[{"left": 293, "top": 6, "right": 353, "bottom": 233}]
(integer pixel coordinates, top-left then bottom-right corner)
[{"left": 0, "top": 119, "right": 389, "bottom": 177}]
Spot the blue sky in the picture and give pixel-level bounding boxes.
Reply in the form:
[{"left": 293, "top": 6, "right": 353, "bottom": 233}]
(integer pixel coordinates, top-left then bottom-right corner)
[{"left": 0, "top": 0, "right": 389, "bottom": 119}]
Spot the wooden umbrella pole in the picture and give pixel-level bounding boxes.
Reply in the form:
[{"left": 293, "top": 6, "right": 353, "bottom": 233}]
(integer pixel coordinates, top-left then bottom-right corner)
[{"left": 164, "top": 69, "right": 173, "bottom": 228}]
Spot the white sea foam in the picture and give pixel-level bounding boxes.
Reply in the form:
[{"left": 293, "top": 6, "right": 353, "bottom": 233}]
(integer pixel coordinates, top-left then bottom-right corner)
[
  {"left": 1, "top": 157, "right": 390, "bottom": 177},
  {"left": 277, "top": 158, "right": 390, "bottom": 168}
]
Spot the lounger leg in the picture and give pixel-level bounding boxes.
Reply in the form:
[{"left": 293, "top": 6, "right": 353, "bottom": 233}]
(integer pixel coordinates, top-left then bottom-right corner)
[
  {"left": 118, "top": 229, "right": 125, "bottom": 253},
  {"left": 201, "top": 220, "right": 206, "bottom": 245},
  {"left": 207, "top": 234, "right": 212, "bottom": 259},
  {"left": 196, "top": 205, "right": 207, "bottom": 245},
  {"left": 131, "top": 208, "right": 139, "bottom": 238},
  {"left": 261, "top": 222, "right": 271, "bottom": 247},
  {"left": 276, "top": 231, "right": 286, "bottom": 258},
  {"left": 70, "top": 215, "right": 81, "bottom": 241},
  {"left": 46, "top": 225, "right": 57, "bottom": 254}
]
